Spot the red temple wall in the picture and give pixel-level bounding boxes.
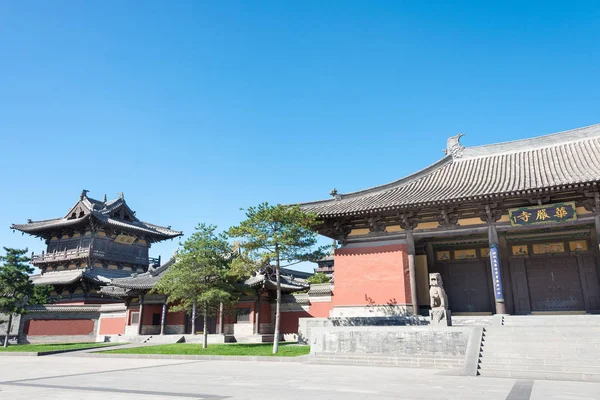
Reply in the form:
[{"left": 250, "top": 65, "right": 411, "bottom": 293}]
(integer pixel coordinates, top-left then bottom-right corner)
[
  {"left": 24, "top": 319, "right": 95, "bottom": 336},
  {"left": 167, "top": 311, "right": 185, "bottom": 325},
  {"left": 333, "top": 244, "right": 411, "bottom": 306},
  {"left": 259, "top": 301, "right": 272, "bottom": 323},
  {"left": 99, "top": 317, "right": 126, "bottom": 335},
  {"left": 280, "top": 311, "right": 311, "bottom": 333},
  {"left": 308, "top": 301, "right": 332, "bottom": 318},
  {"left": 142, "top": 305, "right": 162, "bottom": 324}
]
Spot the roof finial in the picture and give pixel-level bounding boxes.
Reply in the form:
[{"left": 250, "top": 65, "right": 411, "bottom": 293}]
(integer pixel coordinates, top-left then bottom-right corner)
[
  {"left": 80, "top": 189, "right": 89, "bottom": 200},
  {"left": 118, "top": 192, "right": 124, "bottom": 200},
  {"left": 329, "top": 188, "right": 342, "bottom": 200},
  {"left": 444, "top": 133, "right": 465, "bottom": 159},
  {"left": 102, "top": 194, "right": 107, "bottom": 203}
]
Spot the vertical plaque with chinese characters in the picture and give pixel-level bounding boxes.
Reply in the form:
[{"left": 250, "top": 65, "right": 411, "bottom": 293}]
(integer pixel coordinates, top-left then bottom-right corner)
[
  {"left": 489, "top": 246, "right": 504, "bottom": 302},
  {"left": 508, "top": 202, "right": 577, "bottom": 227}
]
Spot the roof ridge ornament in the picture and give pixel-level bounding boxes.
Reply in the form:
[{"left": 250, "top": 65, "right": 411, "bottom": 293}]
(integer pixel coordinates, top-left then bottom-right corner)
[
  {"left": 329, "top": 188, "right": 342, "bottom": 201},
  {"left": 444, "top": 133, "right": 465, "bottom": 159},
  {"left": 118, "top": 192, "right": 124, "bottom": 200},
  {"left": 80, "top": 189, "right": 89, "bottom": 200}
]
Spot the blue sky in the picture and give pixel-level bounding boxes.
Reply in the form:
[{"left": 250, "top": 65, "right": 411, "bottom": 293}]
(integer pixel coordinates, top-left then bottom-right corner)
[{"left": 1, "top": 1, "right": 599, "bottom": 271}]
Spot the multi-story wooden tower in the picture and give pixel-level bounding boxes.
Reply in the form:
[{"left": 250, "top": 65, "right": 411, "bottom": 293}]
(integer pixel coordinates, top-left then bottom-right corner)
[{"left": 11, "top": 190, "right": 182, "bottom": 303}]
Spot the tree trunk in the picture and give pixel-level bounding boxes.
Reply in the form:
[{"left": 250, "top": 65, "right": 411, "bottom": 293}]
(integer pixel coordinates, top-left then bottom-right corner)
[
  {"left": 202, "top": 302, "right": 208, "bottom": 349},
  {"left": 218, "top": 302, "right": 224, "bottom": 334},
  {"left": 191, "top": 302, "right": 197, "bottom": 335},
  {"left": 3, "top": 313, "right": 13, "bottom": 348},
  {"left": 273, "top": 245, "right": 281, "bottom": 354}
]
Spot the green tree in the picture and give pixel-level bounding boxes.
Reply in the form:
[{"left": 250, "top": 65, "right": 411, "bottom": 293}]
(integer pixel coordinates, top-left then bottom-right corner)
[
  {"left": 0, "top": 248, "right": 34, "bottom": 348},
  {"left": 30, "top": 285, "right": 55, "bottom": 305},
  {"left": 153, "top": 224, "right": 237, "bottom": 349},
  {"left": 228, "top": 203, "right": 329, "bottom": 353},
  {"left": 307, "top": 272, "right": 331, "bottom": 284}
]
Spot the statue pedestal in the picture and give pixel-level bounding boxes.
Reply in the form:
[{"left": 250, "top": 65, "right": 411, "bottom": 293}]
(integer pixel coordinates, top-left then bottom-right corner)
[{"left": 429, "top": 309, "right": 452, "bottom": 327}]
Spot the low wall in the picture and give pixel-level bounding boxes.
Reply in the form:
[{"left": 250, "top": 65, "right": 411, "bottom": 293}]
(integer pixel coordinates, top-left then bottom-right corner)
[
  {"left": 98, "top": 316, "right": 126, "bottom": 335},
  {"left": 298, "top": 315, "right": 428, "bottom": 345},
  {"left": 0, "top": 314, "right": 21, "bottom": 344},
  {"left": 311, "top": 326, "right": 470, "bottom": 356},
  {"left": 18, "top": 304, "right": 126, "bottom": 344}
]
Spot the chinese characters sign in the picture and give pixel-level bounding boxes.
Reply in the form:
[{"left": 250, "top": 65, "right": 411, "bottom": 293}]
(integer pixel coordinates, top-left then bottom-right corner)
[
  {"left": 489, "top": 246, "right": 504, "bottom": 302},
  {"left": 508, "top": 202, "right": 577, "bottom": 227}
]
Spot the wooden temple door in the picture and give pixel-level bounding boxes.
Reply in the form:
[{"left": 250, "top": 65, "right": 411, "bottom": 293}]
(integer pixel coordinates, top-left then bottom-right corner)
[
  {"left": 441, "top": 260, "right": 493, "bottom": 313},
  {"left": 526, "top": 256, "right": 585, "bottom": 312},
  {"left": 193, "top": 315, "right": 218, "bottom": 334}
]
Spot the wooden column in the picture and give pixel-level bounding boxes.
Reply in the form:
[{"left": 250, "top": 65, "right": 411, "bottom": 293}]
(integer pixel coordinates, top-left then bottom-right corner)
[
  {"left": 218, "top": 302, "right": 224, "bottom": 334},
  {"left": 255, "top": 290, "right": 261, "bottom": 335},
  {"left": 191, "top": 302, "right": 197, "bottom": 335},
  {"left": 488, "top": 223, "right": 507, "bottom": 314},
  {"left": 425, "top": 241, "right": 435, "bottom": 273},
  {"left": 594, "top": 214, "right": 600, "bottom": 252},
  {"left": 137, "top": 295, "right": 144, "bottom": 335},
  {"left": 498, "top": 235, "right": 514, "bottom": 314},
  {"left": 160, "top": 302, "right": 167, "bottom": 335},
  {"left": 406, "top": 229, "right": 419, "bottom": 315}
]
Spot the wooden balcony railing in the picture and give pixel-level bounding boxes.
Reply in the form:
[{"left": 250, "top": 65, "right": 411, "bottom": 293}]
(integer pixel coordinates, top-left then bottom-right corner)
[
  {"left": 31, "top": 247, "right": 90, "bottom": 264},
  {"left": 32, "top": 247, "right": 155, "bottom": 267}
]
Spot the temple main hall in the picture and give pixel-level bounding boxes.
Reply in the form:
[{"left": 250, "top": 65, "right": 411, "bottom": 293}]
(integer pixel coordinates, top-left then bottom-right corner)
[{"left": 299, "top": 123, "right": 600, "bottom": 317}]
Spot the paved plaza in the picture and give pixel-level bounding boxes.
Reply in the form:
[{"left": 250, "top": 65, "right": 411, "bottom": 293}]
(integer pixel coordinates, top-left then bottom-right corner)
[{"left": 0, "top": 356, "right": 599, "bottom": 400}]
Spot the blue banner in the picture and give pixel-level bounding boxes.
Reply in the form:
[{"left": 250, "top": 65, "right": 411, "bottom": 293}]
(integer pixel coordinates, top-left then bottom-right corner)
[{"left": 489, "top": 246, "right": 504, "bottom": 302}]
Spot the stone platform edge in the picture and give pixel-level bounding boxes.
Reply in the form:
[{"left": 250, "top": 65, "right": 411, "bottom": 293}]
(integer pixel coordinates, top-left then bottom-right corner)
[
  {"left": 71, "top": 352, "right": 312, "bottom": 362},
  {"left": 0, "top": 345, "right": 120, "bottom": 357}
]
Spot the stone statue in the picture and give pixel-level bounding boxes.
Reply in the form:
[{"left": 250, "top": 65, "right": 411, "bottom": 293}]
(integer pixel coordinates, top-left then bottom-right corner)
[
  {"left": 429, "top": 273, "right": 447, "bottom": 309},
  {"left": 429, "top": 272, "right": 451, "bottom": 326}
]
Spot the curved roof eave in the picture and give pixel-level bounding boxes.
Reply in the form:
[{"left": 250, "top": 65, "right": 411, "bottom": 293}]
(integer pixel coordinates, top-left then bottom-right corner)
[{"left": 299, "top": 155, "right": 452, "bottom": 208}]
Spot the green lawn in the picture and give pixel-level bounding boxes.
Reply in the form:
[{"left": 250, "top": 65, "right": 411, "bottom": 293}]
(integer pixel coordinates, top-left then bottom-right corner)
[
  {"left": 0, "top": 342, "right": 121, "bottom": 353},
  {"left": 103, "top": 343, "right": 310, "bottom": 357}
]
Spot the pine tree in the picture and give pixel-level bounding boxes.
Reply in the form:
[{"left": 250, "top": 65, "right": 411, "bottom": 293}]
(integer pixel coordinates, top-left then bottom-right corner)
[
  {"left": 229, "top": 203, "right": 329, "bottom": 353},
  {"left": 153, "top": 224, "right": 237, "bottom": 349},
  {"left": 0, "top": 248, "right": 33, "bottom": 347}
]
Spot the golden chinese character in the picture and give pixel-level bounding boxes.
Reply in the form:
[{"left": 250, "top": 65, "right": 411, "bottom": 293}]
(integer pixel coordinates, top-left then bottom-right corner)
[
  {"left": 555, "top": 206, "right": 568, "bottom": 219},
  {"left": 536, "top": 209, "right": 550, "bottom": 221},
  {"left": 516, "top": 211, "right": 532, "bottom": 223}
]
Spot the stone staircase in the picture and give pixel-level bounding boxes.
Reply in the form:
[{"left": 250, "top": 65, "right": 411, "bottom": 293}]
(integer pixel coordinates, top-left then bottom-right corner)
[
  {"left": 233, "top": 334, "right": 278, "bottom": 343},
  {"left": 477, "top": 315, "right": 600, "bottom": 382}
]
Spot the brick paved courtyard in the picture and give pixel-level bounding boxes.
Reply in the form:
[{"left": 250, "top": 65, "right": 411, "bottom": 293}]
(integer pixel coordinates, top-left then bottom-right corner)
[{"left": 1, "top": 355, "right": 599, "bottom": 399}]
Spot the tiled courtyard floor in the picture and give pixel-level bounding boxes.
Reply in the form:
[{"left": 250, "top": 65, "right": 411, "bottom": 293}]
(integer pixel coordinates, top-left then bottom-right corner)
[{"left": 0, "top": 355, "right": 599, "bottom": 399}]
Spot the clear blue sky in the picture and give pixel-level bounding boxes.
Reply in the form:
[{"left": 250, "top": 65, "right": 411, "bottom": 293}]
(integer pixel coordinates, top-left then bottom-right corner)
[{"left": 1, "top": 1, "right": 599, "bottom": 271}]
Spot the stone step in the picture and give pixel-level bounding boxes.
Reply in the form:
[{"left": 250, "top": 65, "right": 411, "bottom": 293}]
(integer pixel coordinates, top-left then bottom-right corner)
[
  {"left": 502, "top": 320, "right": 600, "bottom": 328},
  {"left": 482, "top": 351, "right": 600, "bottom": 360},
  {"left": 311, "top": 355, "right": 463, "bottom": 368},
  {"left": 480, "top": 361, "right": 600, "bottom": 373},
  {"left": 233, "top": 334, "right": 277, "bottom": 343},
  {"left": 482, "top": 340, "right": 600, "bottom": 347},
  {"left": 480, "top": 357, "right": 600, "bottom": 367},
  {"left": 485, "top": 327, "right": 600, "bottom": 334},
  {"left": 482, "top": 335, "right": 600, "bottom": 342},
  {"left": 481, "top": 342, "right": 600, "bottom": 350},
  {"left": 478, "top": 368, "right": 600, "bottom": 382},
  {"left": 312, "top": 353, "right": 464, "bottom": 361},
  {"left": 483, "top": 334, "right": 600, "bottom": 341}
]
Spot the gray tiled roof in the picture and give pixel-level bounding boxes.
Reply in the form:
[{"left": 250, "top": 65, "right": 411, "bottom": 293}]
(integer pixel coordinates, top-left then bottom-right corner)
[
  {"left": 30, "top": 267, "right": 136, "bottom": 286},
  {"left": 245, "top": 266, "right": 310, "bottom": 292},
  {"left": 99, "top": 285, "right": 133, "bottom": 298},
  {"left": 30, "top": 270, "right": 83, "bottom": 285},
  {"left": 26, "top": 304, "right": 126, "bottom": 313},
  {"left": 300, "top": 123, "right": 600, "bottom": 216},
  {"left": 12, "top": 192, "right": 182, "bottom": 240},
  {"left": 108, "top": 258, "right": 175, "bottom": 290}
]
